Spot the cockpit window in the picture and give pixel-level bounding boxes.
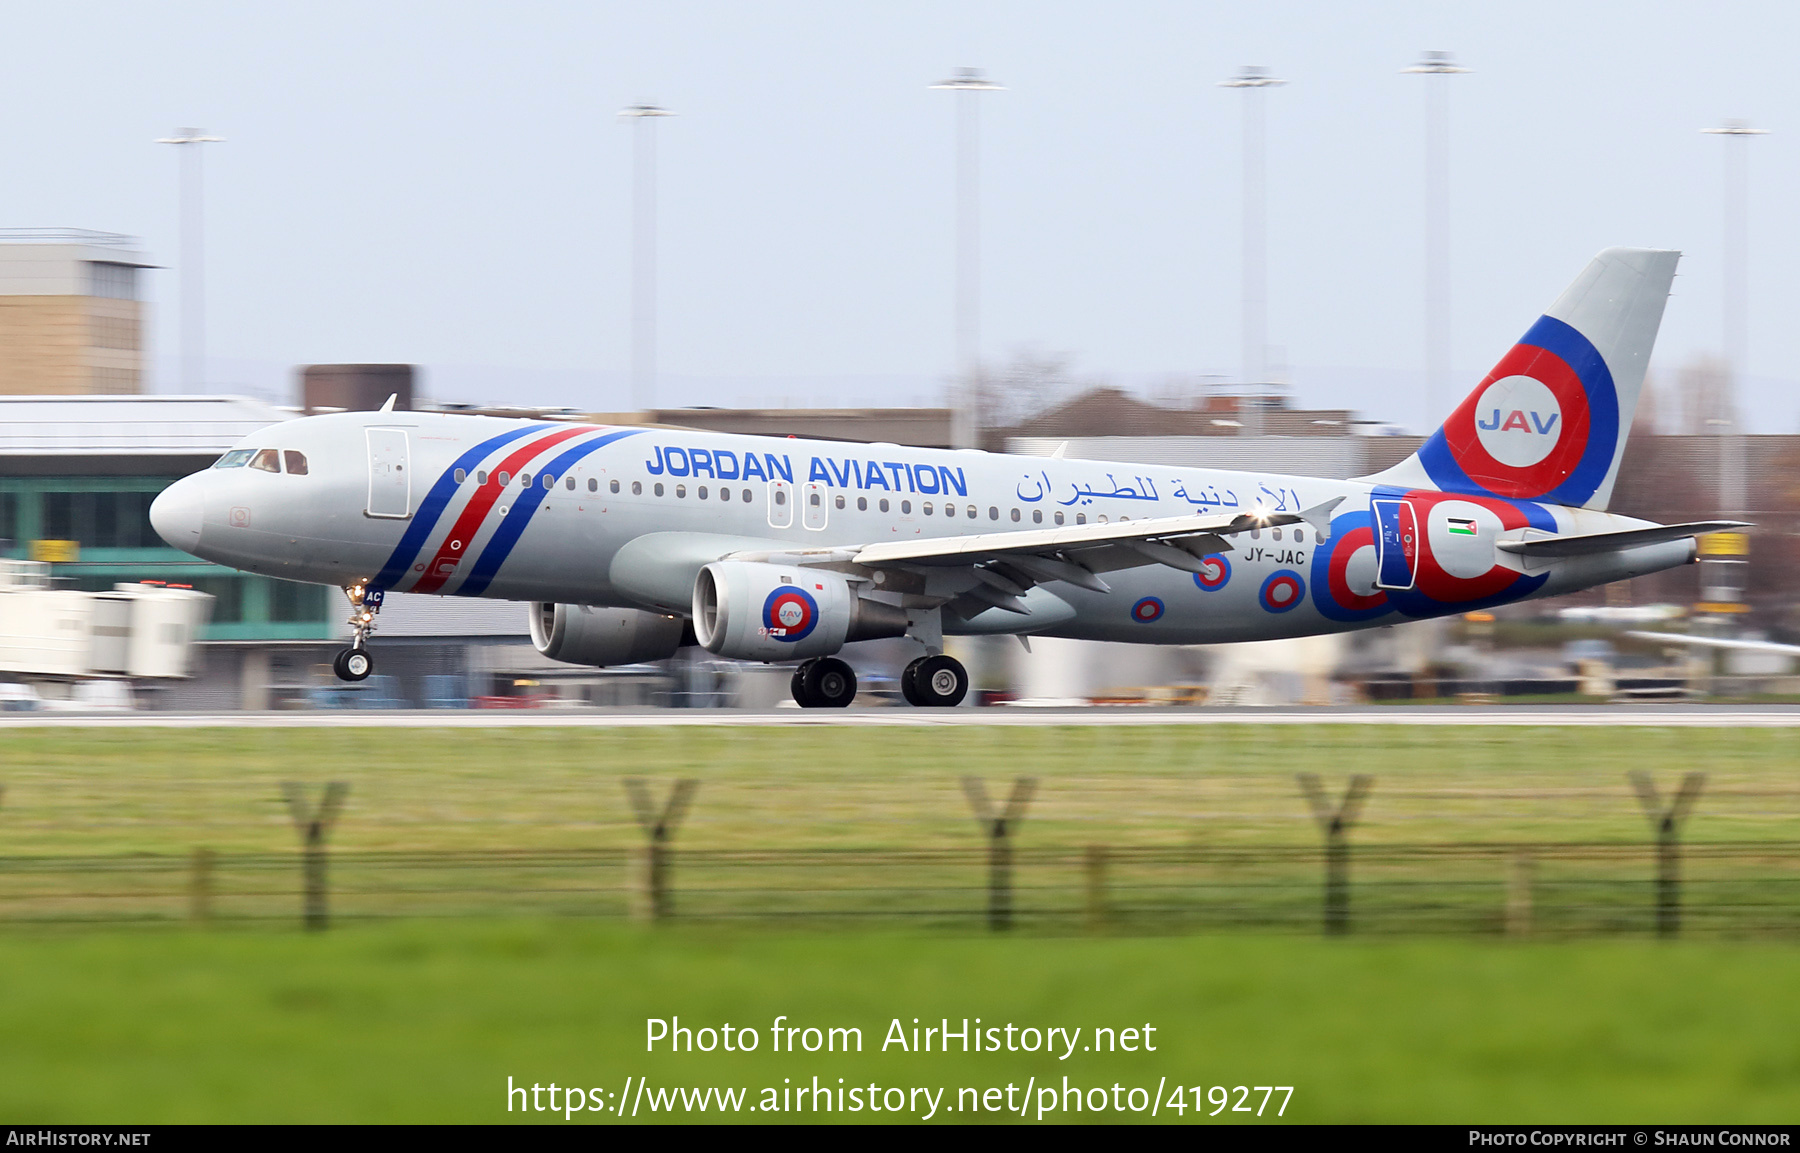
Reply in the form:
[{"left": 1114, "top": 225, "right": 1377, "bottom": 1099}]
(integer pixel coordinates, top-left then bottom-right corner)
[
  {"left": 284, "top": 451, "right": 309, "bottom": 476},
  {"left": 214, "top": 449, "right": 254, "bottom": 469},
  {"left": 250, "top": 449, "right": 281, "bottom": 473}
]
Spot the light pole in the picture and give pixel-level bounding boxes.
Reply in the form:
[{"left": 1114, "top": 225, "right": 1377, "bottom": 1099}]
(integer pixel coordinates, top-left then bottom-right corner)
[
  {"left": 1703, "top": 119, "right": 1766, "bottom": 518},
  {"left": 1403, "top": 50, "right": 1469, "bottom": 431},
  {"left": 931, "top": 67, "right": 1003, "bottom": 449},
  {"left": 620, "top": 104, "right": 675, "bottom": 414},
  {"left": 1219, "top": 66, "right": 1285, "bottom": 438},
  {"left": 156, "top": 128, "right": 224, "bottom": 391}
]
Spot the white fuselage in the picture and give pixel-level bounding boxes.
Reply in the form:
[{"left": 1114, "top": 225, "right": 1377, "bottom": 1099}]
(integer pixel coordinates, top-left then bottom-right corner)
[{"left": 150, "top": 410, "right": 1694, "bottom": 646}]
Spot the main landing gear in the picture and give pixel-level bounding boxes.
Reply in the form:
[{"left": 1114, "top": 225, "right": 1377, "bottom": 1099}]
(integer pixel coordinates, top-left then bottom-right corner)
[
  {"left": 788, "top": 653, "right": 971, "bottom": 708},
  {"left": 900, "top": 653, "right": 969, "bottom": 708},
  {"left": 791, "top": 656, "right": 857, "bottom": 708},
  {"left": 332, "top": 583, "right": 385, "bottom": 683}
]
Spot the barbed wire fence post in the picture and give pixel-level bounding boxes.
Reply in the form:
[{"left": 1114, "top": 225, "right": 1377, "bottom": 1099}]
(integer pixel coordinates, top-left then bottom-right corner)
[
  {"left": 281, "top": 782, "right": 348, "bottom": 932},
  {"left": 1629, "top": 770, "right": 1706, "bottom": 938},
  {"left": 1298, "top": 773, "right": 1373, "bottom": 936},
  {"left": 189, "top": 847, "right": 214, "bottom": 923},
  {"left": 962, "top": 776, "right": 1036, "bottom": 930},
  {"left": 624, "top": 778, "right": 698, "bottom": 922},
  {"left": 1084, "top": 845, "right": 1110, "bottom": 933}
]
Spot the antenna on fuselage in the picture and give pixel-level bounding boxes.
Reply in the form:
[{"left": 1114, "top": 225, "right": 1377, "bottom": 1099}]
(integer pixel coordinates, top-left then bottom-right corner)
[{"left": 379, "top": 394, "right": 397, "bottom": 412}]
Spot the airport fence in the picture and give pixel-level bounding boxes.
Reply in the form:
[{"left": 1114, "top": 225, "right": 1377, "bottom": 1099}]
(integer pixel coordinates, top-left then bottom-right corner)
[
  {"left": 3, "top": 841, "right": 1800, "bottom": 938},
  {"left": 1, "top": 771, "right": 1797, "bottom": 938}
]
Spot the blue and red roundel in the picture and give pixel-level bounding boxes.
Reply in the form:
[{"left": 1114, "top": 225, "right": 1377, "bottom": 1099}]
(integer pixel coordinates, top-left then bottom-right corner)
[
  {"left": 1259, "top": 570, "right": 1305, "bottom": 614},
  {"left": 1131, "top": 596, "right": 1165, "bottom": 623},
  {"left": 762, "top": 586, "right": 818, "bottom": 642},
  {"left": 1417, "top": 314, "right": 1617, "bottom": 506},
  {"left": 1192, "top": 554, "right": 1231, "bottom": 592}
]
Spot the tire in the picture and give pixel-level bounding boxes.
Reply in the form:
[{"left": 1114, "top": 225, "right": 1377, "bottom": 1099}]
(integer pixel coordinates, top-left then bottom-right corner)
[
  {"left": 900, "top": 657, "right": 927, "bottom": 706},
  {"left": 803, "top": 657, "right": 857, "bottom": 708},
  {"left": 909, "top": 654, "right": 968, "bottom": 708},
  {"left": 790, "top": 660, "right": 815, "bottom": 707},
  {"left": 334, "top": 647, "right": 373, "bottom": 683}
]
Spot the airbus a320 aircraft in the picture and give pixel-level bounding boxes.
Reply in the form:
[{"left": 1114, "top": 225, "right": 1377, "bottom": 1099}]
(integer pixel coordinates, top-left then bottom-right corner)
[{"left": 149, "top": 248, "right": 1743, "bottom": 707}]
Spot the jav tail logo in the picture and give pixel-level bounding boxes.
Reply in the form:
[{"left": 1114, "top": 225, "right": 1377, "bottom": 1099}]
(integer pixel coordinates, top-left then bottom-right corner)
[{"left": 1477, "top": 409, "right": 1560, "bottom": 435}]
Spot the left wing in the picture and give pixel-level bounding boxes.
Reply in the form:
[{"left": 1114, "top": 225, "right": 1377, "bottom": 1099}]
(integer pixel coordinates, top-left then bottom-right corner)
[{"left": 729, "top": 498, "right": 1343, "bottom": 622}]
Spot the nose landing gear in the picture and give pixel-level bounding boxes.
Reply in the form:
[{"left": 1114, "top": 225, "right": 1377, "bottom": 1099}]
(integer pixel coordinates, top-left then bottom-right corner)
[{"left": 332, "top": 583, "right": 384, "bottom": 683}]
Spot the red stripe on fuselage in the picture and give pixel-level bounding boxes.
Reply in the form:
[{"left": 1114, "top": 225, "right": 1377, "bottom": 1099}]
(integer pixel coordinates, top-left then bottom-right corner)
[{"left": 406, "top": 426, "right": 589, "bottom": 594}]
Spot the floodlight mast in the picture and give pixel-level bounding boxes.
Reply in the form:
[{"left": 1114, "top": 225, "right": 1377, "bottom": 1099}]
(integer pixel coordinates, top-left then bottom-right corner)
[
  {"left": 931, "top": 67, "right": 1004, "bottom": 450},
  {"left": 155, "top": 129, "right": 224, "bottom": 391},
  {"left": 1403, "top": 50, "right": 1470, "bottom": 432},
  {"left": 620, "top": 104, "right": 675, "bottom": 413},
  {"left": 1703, "top": 119, "right": 1767, "bottom": 519},
  {"left": 1219, "top": 66, "right": 1285, "bottom": 438}
]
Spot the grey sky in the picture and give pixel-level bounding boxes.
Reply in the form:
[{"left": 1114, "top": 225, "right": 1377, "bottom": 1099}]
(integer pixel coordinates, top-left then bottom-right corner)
[{"left": 4, "top": 1, "right": 1794, "bottom": 429}]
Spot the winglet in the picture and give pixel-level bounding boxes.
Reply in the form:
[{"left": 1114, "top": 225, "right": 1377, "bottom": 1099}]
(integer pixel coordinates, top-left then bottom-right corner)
[{"left": 1298, "top": 497, "right": 1345, "bottom": 542}]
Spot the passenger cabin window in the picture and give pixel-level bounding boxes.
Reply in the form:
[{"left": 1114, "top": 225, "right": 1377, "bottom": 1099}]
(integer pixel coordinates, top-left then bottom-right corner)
[
  {"left": 654, "top": 483, "right": 664, "bottom": 497},
  {"left": 879, "top": 498, "right": 889, "bottom": 513},
  {"left": 214, "top": 449, "right": 254, "bottom": 469},
  {"left": 775, "top": 490, "right": 786, "bottom": 505},
  {"left": 454, "top": 468, "right": 467, "bottom": 484},
  {"left": 284, "top": 451, "right": 309, "bottom": 475},
  {"left": 1054, "top": 511, "right": 1064, "bottom": 525},
  {"left": 498, "top": 471, "right": 512, "bottom": 486},
  {"left": 477, "top": 471, "right": 488, "bottom": 486},
  {"left": 857, "top": 497, "right": 868, "bottom": 512},
  {"left": 250, "top": 448, "right": 281, "bottom": 473},
  {"left": 567, "top": 476, "right": 576, "bottom": 490},
  {"left": 835, "top": 495, "right": 845, "bottom": 510},
  {"left": 924, "top": 502, "right": 934, "bottom": 515},
  {"left": 1033, "top": 510, "right": 1042, "bottom": 523},
  {"left": 675, "top": 485, "right": 686, "bottom": 498},
  {"left": 901, "top": 500, "right": 911, "bottom": 514},
  {"left": 699, "top": 486, "right": 709, "bottom": 499},
  {"left": 632, "top": 481, "right": 642, "bottom": 495},
  {"left": 740, "top": 488, "right": 750, "bottom": 502}
]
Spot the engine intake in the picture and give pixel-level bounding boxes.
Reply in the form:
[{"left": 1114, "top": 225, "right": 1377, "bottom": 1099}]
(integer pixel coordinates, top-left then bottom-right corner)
[
  {"left": 528, "top": 602, "right": 686, "bottom": 666},
  {"left": 692, "top": 561, "right": 908, "bottom": 661}
]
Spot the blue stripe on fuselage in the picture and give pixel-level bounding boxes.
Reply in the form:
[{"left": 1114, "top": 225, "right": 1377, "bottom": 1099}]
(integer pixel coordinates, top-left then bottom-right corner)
[
  {"left": 454, "top": 428, "right": 645, "bottom": 597},
  {"left": 371, "top": 424, "right": 541, "bottom": 590}
]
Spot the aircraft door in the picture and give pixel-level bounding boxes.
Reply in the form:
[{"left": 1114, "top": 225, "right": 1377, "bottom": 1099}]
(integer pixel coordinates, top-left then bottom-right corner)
[
  {"left": 802, "top": 482, "right": 828, "bottom": 530},
  {"left": 767, "top": 478, "right": 793, "bottom": 529},
  {"left": 366, "top": 428, "right": 412, "bottom": 519},
  {"left": 1372, "top": 498, "right": 1418, "bottom": 591}
]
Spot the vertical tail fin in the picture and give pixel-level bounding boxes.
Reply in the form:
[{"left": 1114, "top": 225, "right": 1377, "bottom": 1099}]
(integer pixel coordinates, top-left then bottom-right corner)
[{"left": 1368, "top": 247, "right": 1679, "bottom": 511}]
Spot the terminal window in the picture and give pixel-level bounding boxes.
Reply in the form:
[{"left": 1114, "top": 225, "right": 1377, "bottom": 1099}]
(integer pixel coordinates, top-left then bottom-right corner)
[
  {"left": 269, "top": 579, "right": 328, "bottom": 623},
  {"left": 42, "top": 490, "right": 157, "bottom": 549},
  {"left": 0, "top": 492, "right": 15, "bottom": 543},
  {"left": 86, "top": 262, "right": 139, "bottom": 300}
]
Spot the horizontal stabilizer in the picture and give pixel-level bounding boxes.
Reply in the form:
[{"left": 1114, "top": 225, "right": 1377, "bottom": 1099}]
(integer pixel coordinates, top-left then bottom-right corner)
[
  {"left": 1496, "top": 521, "right": 1749, "bottom": 560},
  {"left": 1625, "top": 631, "right": 1800, "bottom": 657}
]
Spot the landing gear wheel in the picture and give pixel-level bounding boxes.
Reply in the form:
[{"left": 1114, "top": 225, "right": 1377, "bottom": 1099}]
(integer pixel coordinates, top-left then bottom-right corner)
[
  {"left": 906, "top": 654, "right": 968, "bottom": 708},
  {"left": 790, "top": 661, "right": 814, "bottom": 708},
  {"left": 333, "top": 647, "right": 373, "bottom": 683},
  {"left": 900, "top": 657, "right": 928, "bottom": 706},
  {"left": 803, "top": 657, "right": 857, "bottom": 708}
]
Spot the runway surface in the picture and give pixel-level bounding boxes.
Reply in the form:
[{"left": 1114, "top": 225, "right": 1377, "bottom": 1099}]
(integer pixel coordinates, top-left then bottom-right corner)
[{"left": 6, "top": 705, "right": 1800, "bottom": 728}]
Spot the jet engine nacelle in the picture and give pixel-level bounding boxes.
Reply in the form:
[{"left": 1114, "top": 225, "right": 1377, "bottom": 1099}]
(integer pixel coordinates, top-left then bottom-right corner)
[
  {"left": 692, "top": 560, "right": 909, "bottom": 662},
  {"left": 527, "top": 602, "right": 686, "bottom": 667}
]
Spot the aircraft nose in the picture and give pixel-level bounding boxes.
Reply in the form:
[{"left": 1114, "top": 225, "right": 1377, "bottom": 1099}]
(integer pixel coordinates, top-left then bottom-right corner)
[{"left": 150, "top": 478, "right": 204, "bottom": 551}]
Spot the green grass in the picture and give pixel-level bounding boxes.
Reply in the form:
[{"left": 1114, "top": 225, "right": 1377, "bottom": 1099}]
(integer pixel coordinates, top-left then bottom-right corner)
[
  {"left": 0, "top": 919, "right": 1796, "bottom": 1123},
  {"left": 3, "top": 725, "right": 1800, "bottom": 854}
]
